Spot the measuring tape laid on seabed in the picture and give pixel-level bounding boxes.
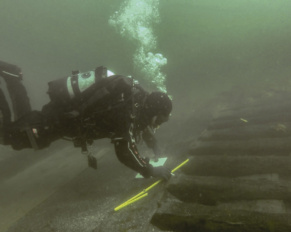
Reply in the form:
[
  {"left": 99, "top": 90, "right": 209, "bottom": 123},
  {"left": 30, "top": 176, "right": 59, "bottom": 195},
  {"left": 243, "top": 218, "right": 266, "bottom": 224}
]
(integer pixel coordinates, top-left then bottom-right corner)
[{"left": 114, "top": 158, "right": 189, "bottom": 211}]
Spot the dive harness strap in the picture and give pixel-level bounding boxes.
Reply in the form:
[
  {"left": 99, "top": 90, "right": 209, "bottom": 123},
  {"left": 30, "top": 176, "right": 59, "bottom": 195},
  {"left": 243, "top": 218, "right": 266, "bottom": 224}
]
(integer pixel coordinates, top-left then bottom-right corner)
[{"left": 24, "top": 126, "right": 39, "bottom": 150}]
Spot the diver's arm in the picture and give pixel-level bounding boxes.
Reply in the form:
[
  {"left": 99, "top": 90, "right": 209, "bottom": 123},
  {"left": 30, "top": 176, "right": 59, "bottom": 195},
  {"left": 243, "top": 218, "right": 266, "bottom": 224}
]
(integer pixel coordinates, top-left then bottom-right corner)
[
  {"left": 113, "top": 139, "right": 172, "bottom": 180},
  {"left": 142, "top": 126, "right": 161, "bottom": 157},
  {"left": 113, "top": 138, "right": 153, "bottom": 178}
]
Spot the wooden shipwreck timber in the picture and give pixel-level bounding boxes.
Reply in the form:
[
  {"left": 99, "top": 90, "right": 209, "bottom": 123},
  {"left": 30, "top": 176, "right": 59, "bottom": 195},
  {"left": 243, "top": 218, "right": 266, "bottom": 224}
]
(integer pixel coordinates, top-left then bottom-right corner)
[{"left": 151, "top": 91, "right": 291, "bottom": 231}]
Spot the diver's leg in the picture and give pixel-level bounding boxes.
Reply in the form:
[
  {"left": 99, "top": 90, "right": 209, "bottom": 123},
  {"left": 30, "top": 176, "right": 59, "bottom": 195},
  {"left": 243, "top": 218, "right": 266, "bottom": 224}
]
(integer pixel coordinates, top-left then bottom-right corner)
[
  {"left": 3, "top": 110, "right": 62, "bottom": 150},
  {"left": 0, "top": 87, "right": 11, "bottom": 125},
  {"left": 5, "top": 77, "right": 32, "bottom": 120},
  {"left": 0, "top": 111, "right": 3, "bottom": 144},
  {"left": 0, "top": 60, "right": 31, "bottom": 121},
  {"left": 0, "top": 87, "right": 12, "bottom": 144}
]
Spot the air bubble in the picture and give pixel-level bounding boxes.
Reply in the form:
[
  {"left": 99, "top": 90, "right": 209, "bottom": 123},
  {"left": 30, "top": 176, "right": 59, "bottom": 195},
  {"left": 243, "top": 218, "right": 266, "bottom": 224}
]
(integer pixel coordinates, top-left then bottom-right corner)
[{"left": 109, "top": 0, "right": 167, "bottom": 93}]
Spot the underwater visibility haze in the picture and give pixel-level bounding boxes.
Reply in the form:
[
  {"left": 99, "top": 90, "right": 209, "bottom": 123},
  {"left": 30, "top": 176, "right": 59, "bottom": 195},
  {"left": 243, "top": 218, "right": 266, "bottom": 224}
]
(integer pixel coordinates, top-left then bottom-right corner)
[
  {"left": 1, "top": 0, "right": 291, "bottom": 231},
  {"left": 0, "top": 0, "right": 291, "bottom": 116}
]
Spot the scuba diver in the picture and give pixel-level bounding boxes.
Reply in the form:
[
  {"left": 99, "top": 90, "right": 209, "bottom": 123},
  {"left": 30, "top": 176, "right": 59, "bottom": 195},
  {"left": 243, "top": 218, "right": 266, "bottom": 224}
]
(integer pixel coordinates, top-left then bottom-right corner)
[{"left": 0, "top": 60, "right": 172, "bottom": 180}]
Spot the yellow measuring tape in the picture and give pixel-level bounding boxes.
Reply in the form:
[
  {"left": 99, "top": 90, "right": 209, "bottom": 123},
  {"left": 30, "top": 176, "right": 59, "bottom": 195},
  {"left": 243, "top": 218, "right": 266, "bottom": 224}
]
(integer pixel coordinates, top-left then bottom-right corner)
[{"left": 114, "top": 158, "right": 189, "bottom": 211}]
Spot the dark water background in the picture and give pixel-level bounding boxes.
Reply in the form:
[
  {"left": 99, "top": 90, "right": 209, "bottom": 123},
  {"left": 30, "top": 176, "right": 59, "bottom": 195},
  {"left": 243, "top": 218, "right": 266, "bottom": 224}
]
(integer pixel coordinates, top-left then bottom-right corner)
[{"left": 1, "top": 0, "right": 291, "bottom": 118}]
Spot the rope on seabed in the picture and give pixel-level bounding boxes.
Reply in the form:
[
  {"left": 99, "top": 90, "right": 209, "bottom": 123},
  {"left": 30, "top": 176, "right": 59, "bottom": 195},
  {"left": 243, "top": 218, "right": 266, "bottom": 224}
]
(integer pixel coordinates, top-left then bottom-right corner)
[{"left": 114, "top": 158, "right": 189, "bottom": 211}]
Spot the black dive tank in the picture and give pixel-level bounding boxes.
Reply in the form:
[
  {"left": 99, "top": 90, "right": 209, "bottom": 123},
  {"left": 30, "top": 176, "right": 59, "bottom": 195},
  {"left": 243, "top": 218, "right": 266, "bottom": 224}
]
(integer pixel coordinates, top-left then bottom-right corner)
[{"left": 47, "top": 66, "right": 111, "bottom": 105}]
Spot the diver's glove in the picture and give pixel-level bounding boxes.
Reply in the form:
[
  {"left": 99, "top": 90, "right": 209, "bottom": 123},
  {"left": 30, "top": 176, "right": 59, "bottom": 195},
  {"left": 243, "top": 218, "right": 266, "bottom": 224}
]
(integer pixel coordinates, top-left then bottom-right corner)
[{"left": 151, "top": 166, "right": 172, "bottom": 181}]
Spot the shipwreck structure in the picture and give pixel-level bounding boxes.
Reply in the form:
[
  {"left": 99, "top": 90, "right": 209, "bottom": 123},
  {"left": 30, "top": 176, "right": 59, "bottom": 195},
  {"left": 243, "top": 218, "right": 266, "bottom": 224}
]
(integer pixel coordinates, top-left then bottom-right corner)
[{"left": 151, "top": 88, "right": 291, "bottom": 231}]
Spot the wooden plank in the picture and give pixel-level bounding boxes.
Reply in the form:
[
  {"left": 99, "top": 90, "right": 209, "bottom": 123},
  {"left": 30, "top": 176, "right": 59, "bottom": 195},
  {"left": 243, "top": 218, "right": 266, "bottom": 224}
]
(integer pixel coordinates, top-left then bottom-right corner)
[
  {"left": 182, "top": 156, "right": 291, "bottom": 177},
  {"left": 190, "top": 138, "right": 291, "bottom": 156},
  {"left": 166, "top": 174, "right": 291, "bottom": 205},
  {"left": 199, "top": 122, "right": 291, "bottom": 141},
  {"left": 151, "top": 199, "right": 291, "bottom": 232},
  {"left": 213, "top": 100, "right": 291, "bottom": 120},
  {"left": 208, "top": 112, "right": 291, "bottom": 130}
]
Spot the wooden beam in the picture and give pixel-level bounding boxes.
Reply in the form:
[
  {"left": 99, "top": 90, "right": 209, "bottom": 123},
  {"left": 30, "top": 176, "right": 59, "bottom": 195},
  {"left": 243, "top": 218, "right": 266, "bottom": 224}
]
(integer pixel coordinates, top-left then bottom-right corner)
[
  {"left": 166, "top": 174, "right": 291, "bottom": 205},
  {"left": 182, "top": 156, "right": 291, "bottom": 177},
  {"left": 151, "top": 199, "right": 291, "bottom": 232},
  {"left": 190, "top": 138, "right": 291, "bottom": 156}
]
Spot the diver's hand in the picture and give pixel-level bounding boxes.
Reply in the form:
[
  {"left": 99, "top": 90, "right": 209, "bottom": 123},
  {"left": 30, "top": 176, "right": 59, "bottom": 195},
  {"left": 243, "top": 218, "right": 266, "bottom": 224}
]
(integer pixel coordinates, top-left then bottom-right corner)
[
  {"left": 153, "top": 156, "right": 159, "bottom": 162},
  {"left": 151, "top": 166, "right": 172, "bottom": 181}
]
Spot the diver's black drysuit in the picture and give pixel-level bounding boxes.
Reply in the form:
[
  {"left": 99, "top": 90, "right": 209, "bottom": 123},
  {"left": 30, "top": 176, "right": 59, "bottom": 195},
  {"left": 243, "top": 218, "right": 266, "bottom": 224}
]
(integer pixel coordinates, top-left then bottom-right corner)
[{"left": 0, "top": 62, "right": 163, "bottom": 178}]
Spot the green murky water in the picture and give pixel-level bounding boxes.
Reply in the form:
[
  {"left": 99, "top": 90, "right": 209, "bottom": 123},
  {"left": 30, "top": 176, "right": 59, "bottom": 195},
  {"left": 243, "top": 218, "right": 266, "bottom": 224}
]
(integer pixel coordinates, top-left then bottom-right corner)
[{"left": 0, "top": 0, "right": 291, "bottom": 116}]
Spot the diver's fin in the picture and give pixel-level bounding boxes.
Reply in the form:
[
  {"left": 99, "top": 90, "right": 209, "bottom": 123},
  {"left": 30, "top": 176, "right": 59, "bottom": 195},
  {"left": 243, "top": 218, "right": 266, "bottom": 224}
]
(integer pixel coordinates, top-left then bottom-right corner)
[{"left": 0, "top": 60, "right": 22, "bottom": 79}]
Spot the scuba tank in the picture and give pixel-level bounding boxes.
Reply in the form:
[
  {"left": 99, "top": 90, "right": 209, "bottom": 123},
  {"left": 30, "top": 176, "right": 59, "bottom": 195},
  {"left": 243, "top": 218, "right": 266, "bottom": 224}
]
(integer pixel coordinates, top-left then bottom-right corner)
[{"left": 47, "top": 66, "right": 114, "bottom": 105}]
